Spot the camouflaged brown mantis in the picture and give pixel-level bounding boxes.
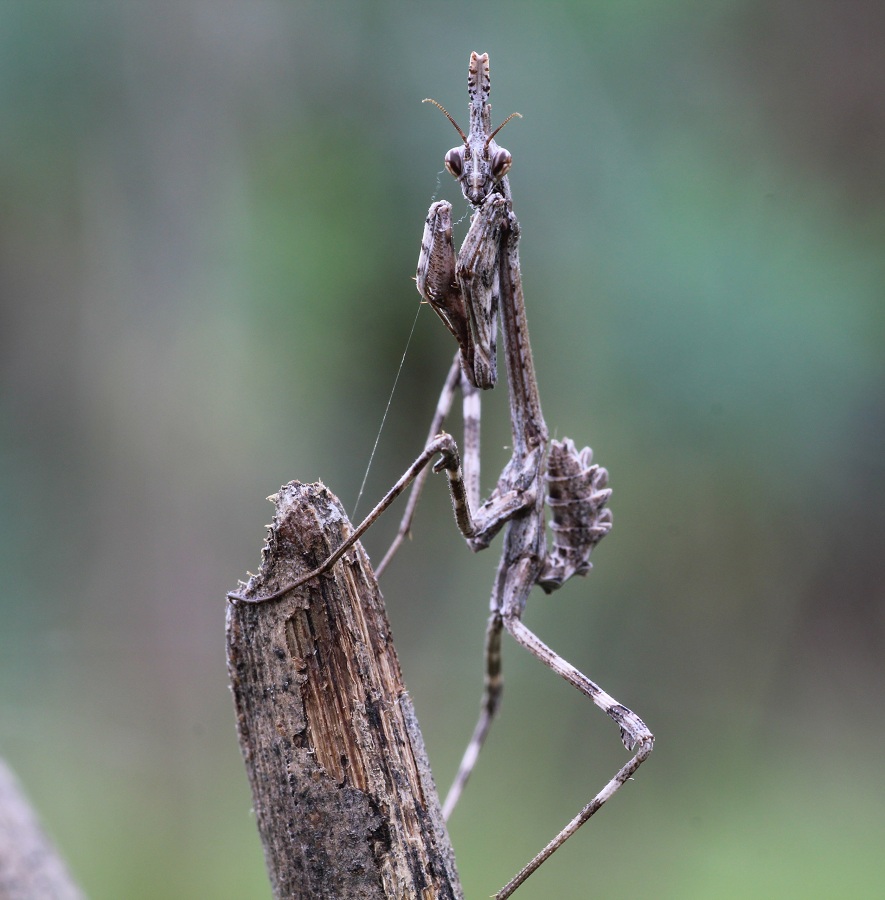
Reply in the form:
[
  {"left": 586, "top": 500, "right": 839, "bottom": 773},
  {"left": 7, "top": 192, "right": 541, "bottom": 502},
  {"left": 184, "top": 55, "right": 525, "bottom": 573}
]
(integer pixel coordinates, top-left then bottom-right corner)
[{"left": 230, "top": 51, "right": 653, "bottom": 899}]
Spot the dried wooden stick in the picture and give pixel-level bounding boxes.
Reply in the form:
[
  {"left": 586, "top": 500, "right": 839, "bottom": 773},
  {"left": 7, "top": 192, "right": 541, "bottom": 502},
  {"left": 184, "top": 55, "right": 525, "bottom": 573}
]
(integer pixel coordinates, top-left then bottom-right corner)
[
  {"left": 226, "top": 481, "right": 462, "bottom": 900},
  {"left": 0, "top": 758, "right": 83, "bottom": 900}
]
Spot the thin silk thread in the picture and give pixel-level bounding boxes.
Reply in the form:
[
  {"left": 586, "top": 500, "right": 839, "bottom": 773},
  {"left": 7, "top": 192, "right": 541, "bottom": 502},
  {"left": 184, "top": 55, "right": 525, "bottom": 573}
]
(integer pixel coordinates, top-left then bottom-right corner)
[{"left": 351, "top": 299, "right": 424, "bottom": 520}]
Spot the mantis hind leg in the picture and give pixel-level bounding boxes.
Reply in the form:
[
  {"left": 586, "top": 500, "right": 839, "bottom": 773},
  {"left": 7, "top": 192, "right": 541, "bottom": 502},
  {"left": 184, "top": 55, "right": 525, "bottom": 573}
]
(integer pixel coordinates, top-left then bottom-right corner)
[
  {"left": 442, "top": 611, "right": 503, "bottom": 820},
  {"left": 494, "top": 614, "right": 654, "bottom": 899}
]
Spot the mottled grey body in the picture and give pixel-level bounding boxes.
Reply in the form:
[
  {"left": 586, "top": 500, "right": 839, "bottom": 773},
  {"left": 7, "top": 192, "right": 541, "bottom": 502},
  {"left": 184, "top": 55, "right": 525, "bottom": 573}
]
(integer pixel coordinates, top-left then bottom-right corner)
[
  {"left": 413, "top": 52, "right": 653, "bottom": 898},
  {"left": 231, "top": 52, "right": 652, "bottom": 899}
]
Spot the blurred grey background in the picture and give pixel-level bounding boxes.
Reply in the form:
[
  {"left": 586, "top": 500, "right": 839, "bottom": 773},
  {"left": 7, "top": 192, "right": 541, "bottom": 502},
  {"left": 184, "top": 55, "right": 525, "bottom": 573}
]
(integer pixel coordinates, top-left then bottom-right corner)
[{"left": 1, "top": 1, "right": 882, "bottom": 897}]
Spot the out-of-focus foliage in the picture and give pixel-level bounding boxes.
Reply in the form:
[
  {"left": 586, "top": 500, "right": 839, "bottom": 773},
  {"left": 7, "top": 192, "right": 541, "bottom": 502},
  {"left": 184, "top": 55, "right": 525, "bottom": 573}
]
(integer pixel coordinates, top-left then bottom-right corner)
[{"left": 1, "top": 2, "right": 882, "bottom": 897}]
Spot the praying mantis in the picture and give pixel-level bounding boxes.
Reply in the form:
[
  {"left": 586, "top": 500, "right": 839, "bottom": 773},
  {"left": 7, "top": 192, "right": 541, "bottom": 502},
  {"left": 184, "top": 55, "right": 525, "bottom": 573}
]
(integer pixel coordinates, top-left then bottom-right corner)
[{"left": 230, "top": 51, "right": 652, "bottom": 899}]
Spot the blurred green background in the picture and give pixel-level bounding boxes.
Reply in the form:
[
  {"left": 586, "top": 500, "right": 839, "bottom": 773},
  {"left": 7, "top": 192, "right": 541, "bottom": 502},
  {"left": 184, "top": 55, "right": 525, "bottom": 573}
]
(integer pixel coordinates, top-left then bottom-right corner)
[{"left": 1, "top": 1, "right": 882, "bottom": 897}]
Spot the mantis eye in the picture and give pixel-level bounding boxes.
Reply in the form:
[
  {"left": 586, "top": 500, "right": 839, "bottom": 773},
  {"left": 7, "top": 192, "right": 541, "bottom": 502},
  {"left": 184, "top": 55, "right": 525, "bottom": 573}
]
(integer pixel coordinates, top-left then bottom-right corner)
[
  {"left": 445, "top": 147, "right": 465, "bottom": 178},
  {"left": 491, "top": 148, "right": 512, "bottom": 180}
]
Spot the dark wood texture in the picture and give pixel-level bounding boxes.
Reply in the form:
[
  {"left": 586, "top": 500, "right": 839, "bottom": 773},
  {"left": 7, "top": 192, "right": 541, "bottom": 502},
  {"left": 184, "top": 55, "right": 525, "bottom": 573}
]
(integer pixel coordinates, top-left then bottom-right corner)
[{"left": 226, "top": 481, "right": 462, "bottom": 900}]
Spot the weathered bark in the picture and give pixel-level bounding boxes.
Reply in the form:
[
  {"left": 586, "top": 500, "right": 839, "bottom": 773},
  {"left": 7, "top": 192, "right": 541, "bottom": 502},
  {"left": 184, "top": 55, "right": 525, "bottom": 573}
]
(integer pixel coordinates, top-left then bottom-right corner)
[
  {"left": 226, "top": 481, "right": 462, "bottom": 900},
  {"left": 0, "top": 759, "right": 83, "bottom": 900}
]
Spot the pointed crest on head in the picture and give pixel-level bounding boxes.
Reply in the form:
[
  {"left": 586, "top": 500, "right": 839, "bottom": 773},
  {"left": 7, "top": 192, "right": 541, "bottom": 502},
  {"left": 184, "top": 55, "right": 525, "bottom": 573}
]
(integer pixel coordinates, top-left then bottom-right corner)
[{"left": 424, "top": 51, "right": 521, "bottom": 207}]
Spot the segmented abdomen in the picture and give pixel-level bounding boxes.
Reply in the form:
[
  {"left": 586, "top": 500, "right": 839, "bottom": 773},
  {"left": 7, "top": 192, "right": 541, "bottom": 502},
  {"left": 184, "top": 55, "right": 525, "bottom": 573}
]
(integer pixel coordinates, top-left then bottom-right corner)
[{"left": 538, "top": 438, "right": 612, "bottom": 593}]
